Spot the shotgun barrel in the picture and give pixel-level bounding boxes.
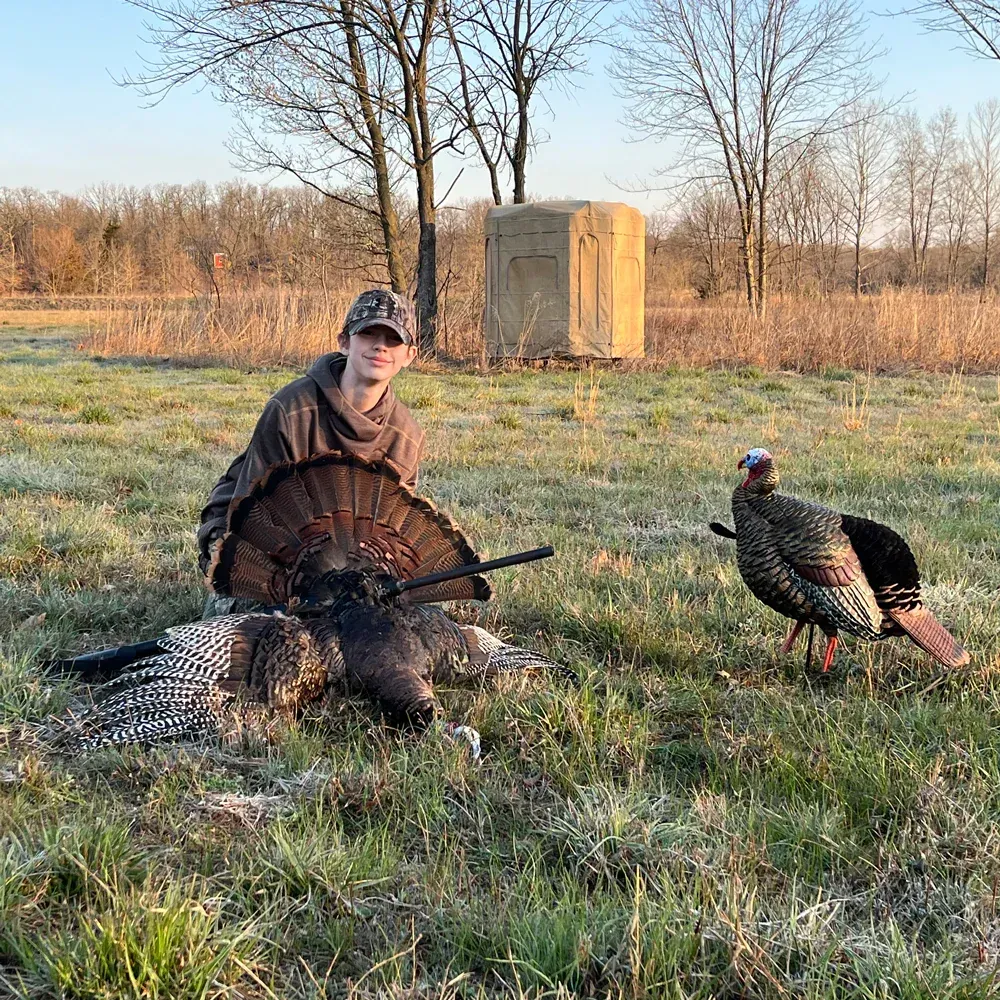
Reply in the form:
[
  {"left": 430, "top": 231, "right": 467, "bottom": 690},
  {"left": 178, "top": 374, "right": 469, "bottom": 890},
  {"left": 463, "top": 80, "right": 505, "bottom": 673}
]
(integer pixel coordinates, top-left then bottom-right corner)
[
  {"left": 47, "top": 638, "right": 165, "bottom": 680},
  {"left": 382, "top": 544, "right": 555, "bottom": 597}
]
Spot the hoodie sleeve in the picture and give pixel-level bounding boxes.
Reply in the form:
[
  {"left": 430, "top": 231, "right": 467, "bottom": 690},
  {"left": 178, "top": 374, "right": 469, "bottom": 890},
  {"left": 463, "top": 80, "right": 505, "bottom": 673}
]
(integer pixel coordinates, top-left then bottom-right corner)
[{"left": 196, "top": 398, "right": 297, "bottom": 573}]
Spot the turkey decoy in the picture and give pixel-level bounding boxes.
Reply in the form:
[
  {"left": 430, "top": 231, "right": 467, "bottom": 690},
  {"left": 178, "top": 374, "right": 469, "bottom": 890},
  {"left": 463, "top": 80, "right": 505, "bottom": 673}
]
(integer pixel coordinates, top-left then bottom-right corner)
[
  {"left": 54, "top": 452, "right": 576, "bottom": 750},
  {"left": 725, "top": 447, "right": 969, "bottom": 673}
]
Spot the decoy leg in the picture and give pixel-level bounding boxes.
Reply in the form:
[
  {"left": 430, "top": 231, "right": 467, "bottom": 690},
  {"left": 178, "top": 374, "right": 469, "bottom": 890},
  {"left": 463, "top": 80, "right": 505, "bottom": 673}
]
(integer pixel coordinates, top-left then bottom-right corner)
[
  {"left": 805, "top": 624, "right": 815, "bottom": 671},
  {"left": 820, "top": 634, "right": 839, "bottom": 673},
  {"left": 780, "top": 620, "right": 806, "bottom": 654}
]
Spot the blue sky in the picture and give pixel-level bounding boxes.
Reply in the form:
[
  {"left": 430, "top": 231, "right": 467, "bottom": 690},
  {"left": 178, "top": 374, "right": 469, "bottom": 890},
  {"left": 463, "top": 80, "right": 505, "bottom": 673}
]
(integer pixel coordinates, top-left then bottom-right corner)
[{"left": 4, "top": 0, "right": 1000, "bottom": 211}]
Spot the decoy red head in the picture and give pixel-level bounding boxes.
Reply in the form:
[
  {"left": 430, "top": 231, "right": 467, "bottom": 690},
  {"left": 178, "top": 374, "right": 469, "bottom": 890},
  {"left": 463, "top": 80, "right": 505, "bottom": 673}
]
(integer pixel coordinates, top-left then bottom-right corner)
[{"left": 737, "top": 447, "right": 775, "bottom": 489}]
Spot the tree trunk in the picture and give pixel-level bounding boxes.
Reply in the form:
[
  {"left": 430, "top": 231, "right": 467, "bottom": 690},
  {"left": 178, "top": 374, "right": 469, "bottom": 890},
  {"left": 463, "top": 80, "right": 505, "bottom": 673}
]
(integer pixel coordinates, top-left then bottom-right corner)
[
  {"left": 415, "top": 166, "right": 437, "bottom": 354},
  {"left": 755, "top": 183, "right": 768, "bottom": 321},
  {"left": 413, "top": 28, "right": 438, "bottom": 354},
  {"left": 512, "top": 104, "right": 529, "bottom": 204},
  {"left": 854, "top": 235, "right": 862, "bottom": 296},
  {"left": 385, "top": 0, "right": 438, "bottom": 352},
  {"left": 374, "top": 168, "right": 406, "bottom": 293},
  {"left": 341, "top": 0, "right": 405, "bottom": 291},
  {"left": 740, "top": 219, "right": 756, "bottom": 312},
  {"left": 983, "top": 225, "right": 991, "bottom": 293}
]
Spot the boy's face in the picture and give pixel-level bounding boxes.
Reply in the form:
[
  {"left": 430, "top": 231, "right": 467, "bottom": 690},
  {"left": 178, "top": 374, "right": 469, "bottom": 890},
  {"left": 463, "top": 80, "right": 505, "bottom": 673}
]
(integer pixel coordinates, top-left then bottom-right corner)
[{"left": 340, "top": 325, "right": 417, "bottom": 384}]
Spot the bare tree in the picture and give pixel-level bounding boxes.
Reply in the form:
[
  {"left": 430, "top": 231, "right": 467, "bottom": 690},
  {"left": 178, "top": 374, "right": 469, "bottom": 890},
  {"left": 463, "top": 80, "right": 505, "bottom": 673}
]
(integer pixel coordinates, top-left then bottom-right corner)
[
  {"left": 900, "top": 0, "right": 1000, "bottom": 60},
  {"left": 680, "top": 182, "right": 739, "bottom": 296},
  {"left": 773, "top": 144, "right": 846, "bottom": 293},
  {"left": 123, "top": 0, "right": 460, "bottom": 351},
  {"left": 968, "top": 98, "right": 1000, "bottom": 292},
  {"left": 771, "top": 141, "right": 838, "bottom": 292},
  {"left": 892, "top": 109, "right": 956, "bottom": 286},
  {"left": 124, "top": 2, "right": 409, "bottom": 293},
  {"left": 835, "top": 104, "right": 896, "bottom": 295},
  {"left": 612, "top": 0, "right": 883, "bottom": 317},
  {"left": 365, "top": 0, "right": 451, "bottom": 347},
  {"left": 942, "top": 146, "right": 974, "bottom": 288},
  {"left": 0, "top": 192, "right": 22, "bottom": 294},
  {"left": 444, "top": 0, "right": 611, "bottom": 203}
]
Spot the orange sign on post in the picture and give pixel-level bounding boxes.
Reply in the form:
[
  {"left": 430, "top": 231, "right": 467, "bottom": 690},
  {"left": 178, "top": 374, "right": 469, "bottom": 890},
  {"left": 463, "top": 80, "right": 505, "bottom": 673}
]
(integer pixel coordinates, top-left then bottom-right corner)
[{"left": 213, "top": 253, "right": 228, "bottom": 270}]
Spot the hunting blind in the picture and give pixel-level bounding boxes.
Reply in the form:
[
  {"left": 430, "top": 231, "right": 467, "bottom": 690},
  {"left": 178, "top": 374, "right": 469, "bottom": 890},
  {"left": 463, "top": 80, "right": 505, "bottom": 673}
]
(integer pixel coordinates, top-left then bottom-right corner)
[{"left": 484, "top": 200, "right": 645, "bottom": 360}]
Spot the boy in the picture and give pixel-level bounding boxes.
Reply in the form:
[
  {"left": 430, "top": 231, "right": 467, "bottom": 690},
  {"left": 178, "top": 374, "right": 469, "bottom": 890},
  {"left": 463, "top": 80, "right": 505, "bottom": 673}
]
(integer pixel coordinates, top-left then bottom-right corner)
[{"left": 197, "top": 288, "right": 424, "bottom": 616}]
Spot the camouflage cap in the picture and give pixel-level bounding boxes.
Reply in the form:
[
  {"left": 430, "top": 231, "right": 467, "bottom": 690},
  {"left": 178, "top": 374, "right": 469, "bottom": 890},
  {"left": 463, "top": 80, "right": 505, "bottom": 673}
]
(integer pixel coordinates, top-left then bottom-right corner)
[{"left": 342, "top": 289, "right": 416, "bottom": 345}]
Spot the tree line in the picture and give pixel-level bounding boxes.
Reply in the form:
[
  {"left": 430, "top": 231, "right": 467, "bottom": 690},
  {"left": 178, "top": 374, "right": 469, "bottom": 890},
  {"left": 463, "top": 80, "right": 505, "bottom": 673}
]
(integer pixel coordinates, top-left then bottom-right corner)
[
  {"left": 664, "top": 102, "right": 1000, "bottom": 299},
  {"left": 7, "top": 100, "right": 1000, "bottom": 309}
]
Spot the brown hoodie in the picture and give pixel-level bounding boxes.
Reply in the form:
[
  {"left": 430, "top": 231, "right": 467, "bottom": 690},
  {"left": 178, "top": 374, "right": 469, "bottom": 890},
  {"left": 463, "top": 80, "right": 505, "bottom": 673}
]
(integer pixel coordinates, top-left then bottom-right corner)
[{"left": 196, "top": 352, "right": 425, "bottom": 571}]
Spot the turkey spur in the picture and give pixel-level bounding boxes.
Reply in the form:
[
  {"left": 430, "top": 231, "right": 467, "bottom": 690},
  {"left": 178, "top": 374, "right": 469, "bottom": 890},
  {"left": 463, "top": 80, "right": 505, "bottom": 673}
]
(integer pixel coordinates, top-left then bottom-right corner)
[
  {"left": 726, "top": 447, "right": 969, "bottom": 673},
  {"left": 54, "top": 452, "right": 575, "bottom": 749}
]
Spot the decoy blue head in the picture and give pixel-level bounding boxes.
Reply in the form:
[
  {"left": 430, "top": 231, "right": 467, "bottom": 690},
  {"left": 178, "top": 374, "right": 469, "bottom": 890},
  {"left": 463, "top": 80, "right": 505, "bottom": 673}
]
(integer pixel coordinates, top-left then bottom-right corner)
[
  {"left": 736, "top": 447, "right": 775, "bottom": 489},
  {"left": 737, "top": 447, "right": 772, "bottom": 471}
]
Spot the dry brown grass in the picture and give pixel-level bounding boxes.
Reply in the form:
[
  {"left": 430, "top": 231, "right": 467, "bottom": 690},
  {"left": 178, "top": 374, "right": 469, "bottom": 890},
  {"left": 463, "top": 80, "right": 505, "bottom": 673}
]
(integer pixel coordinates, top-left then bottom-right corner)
[
  {"left": 73, "top": 286, "right": 1000, "bottom": 372},
  {"left": 0, "top": 310, "right": 98, "bottom": 329},
  {"left": 79, "top": 287, "right": 485, "bottom": 367},
  {"left": 81, "top": 289, "right": 355, "bottom": 367},
  {"left": 646, "top": 290, "right": 1000, "bottom": 372}
]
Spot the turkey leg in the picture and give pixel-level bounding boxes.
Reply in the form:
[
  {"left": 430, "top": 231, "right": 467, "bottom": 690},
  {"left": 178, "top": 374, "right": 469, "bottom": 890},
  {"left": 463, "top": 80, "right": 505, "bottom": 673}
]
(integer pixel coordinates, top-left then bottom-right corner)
[
  {"left": 820, "top": 634, "right": 839, "bottom": 672},
  {"left": 780, "top": 621, "right": 806, "bottom": 654}
]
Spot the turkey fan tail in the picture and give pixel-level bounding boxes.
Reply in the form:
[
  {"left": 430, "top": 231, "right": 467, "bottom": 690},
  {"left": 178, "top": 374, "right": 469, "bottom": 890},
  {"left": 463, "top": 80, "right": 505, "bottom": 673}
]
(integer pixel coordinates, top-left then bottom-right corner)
[
  {"left": 889, "top": 607, "right": 970, "bottom": 668},
  {"left": 209, "top": 451, "right": 489, "bottom": 604},
  {"left": 457, "top": 625, "right": 579, "bottom": 686}
]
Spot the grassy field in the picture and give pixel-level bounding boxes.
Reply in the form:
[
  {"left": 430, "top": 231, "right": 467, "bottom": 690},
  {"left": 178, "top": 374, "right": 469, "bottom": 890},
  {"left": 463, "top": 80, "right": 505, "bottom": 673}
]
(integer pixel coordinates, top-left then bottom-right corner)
[{"left": 1, "top": 325, "right": 999, "bottom": 998}]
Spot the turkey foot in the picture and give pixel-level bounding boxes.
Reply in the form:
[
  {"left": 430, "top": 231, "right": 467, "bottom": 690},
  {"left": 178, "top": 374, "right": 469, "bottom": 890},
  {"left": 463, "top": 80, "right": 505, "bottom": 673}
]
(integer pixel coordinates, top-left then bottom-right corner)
[{"left": 440, "top": 721, "right": 482, "bottom": 761}]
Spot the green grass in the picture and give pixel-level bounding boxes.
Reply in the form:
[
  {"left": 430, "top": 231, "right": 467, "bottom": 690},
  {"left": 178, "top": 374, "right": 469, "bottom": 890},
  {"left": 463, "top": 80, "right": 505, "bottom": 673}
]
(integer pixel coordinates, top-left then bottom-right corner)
[{"left": 2, "top": 328, "right": 1000, "bottom": 997}]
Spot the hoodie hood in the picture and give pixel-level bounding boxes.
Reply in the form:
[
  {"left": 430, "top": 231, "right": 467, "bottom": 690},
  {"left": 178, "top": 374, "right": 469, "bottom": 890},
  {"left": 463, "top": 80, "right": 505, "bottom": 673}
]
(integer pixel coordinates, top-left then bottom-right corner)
[{"left": 306, "top": 352, "right": 397, "bottom": 444}]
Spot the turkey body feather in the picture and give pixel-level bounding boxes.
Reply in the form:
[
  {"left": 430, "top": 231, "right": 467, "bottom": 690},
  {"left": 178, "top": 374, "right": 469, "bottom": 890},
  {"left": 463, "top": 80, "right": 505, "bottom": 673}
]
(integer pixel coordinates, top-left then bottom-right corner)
[{"left": 734, "top": 492, "right": 883, "bottom": 641}]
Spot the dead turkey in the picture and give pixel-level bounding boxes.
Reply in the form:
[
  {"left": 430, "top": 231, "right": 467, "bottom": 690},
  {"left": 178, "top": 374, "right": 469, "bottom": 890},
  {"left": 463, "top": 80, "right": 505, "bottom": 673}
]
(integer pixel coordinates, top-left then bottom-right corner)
[
  {"left": 724, "top": 447, "right": 969, "bottom": 672},
  {"left": 54, "top": 452, "right": 575, "bottom": 750}
]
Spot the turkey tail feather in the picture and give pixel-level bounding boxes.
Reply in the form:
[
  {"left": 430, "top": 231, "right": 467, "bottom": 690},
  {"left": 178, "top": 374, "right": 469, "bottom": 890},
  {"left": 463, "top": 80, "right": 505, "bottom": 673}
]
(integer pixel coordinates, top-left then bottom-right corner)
[
  {"left": 209, "top": 534, "right": 286, "bottom": 604},
  {"left": 209, "top": 451, "right": 490, "bottom": 604},
  {"left": 889, "top": 607, "right": 970, "bottom": 668}
]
